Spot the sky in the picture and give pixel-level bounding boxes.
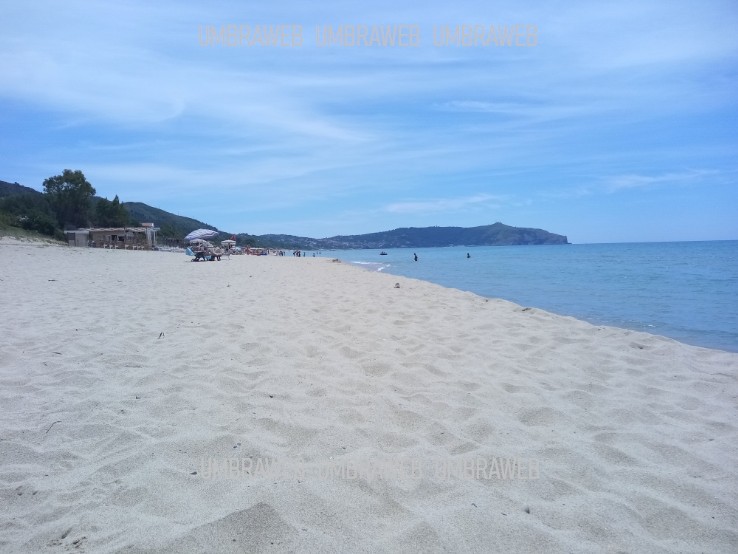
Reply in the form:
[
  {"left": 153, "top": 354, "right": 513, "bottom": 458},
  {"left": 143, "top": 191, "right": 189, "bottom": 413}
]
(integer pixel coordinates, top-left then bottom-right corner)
[{"left": 1, "top": 1, "right": 737, "bottom": 243}]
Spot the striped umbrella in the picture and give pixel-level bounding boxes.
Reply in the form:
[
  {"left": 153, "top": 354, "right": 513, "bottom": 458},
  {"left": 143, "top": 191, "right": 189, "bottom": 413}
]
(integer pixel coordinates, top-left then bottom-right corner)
[{"left": 184, "top": 228, "right": 219, "bottom": 242}]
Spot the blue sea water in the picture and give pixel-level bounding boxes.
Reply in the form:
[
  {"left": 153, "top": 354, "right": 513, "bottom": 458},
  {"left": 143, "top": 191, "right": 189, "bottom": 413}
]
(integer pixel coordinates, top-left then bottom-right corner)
[{"left": 319, "top": 241, "right": 738, "bottom": 353}]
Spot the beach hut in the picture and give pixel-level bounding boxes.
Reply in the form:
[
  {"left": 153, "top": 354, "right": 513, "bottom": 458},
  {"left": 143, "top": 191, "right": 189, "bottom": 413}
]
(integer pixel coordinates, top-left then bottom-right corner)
[
  {"left": 64, "top": 229, "right": 89, "bottom": 247},
  {"left": 67, "top": 224, "right": 159, "bottom": 249}
]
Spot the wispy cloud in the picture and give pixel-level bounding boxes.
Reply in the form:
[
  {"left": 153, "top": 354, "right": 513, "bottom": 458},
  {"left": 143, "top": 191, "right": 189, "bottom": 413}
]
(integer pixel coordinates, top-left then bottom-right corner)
[
  {"left": 384, "top": 193, "right": 504, "bottom": 214},
  {"left": 436, "top": 100, "right": 598, "bottom": 124},
  {"left": 605, "top": 169, "right": 722, "bottom": 192}
]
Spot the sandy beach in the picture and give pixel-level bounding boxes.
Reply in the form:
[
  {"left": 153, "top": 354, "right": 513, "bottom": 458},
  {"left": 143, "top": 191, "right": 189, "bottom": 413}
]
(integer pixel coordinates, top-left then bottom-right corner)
[{"left": 1, "top": 238, "right": 737, "bottom": 553}]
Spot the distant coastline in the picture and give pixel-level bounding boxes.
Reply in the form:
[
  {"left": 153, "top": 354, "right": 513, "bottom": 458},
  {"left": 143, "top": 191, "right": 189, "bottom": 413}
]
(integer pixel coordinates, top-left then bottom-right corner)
[
  {"left": 258, "top": 222, "right": 569, "bottom": 250},
  {"left": 1, "top": 179, "right": 567, "bottom": 250}
]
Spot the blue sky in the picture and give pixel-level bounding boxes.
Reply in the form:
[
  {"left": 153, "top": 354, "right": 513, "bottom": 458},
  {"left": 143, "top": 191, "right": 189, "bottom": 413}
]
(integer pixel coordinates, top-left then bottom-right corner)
[{"left": 1, "top": 1, "right": 736, "bottom": 243}]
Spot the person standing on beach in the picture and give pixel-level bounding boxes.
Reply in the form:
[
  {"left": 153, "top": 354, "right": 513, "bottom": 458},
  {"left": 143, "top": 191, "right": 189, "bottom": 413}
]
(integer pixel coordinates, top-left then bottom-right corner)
[{"left": 413, "top": 253, "right": 418, "bottom": 262}]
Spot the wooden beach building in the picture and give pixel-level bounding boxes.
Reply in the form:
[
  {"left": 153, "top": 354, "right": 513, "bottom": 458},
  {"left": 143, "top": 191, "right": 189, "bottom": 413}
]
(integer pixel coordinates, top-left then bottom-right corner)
[{"left": 65, "top": 223, "right": 160, "bottom": 249}]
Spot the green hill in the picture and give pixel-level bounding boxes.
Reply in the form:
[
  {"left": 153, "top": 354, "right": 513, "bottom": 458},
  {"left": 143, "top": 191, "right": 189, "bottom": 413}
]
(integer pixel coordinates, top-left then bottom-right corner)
[
  {"left": 336, "top": 222, "right": 567, "bottom": 247},
  {"left": 261, "top": 222, "right": 568, "bottom": 250},
  {"left": 123, "top": 202, "right": 219, "bottom": 239},
  {"left": 0, "top": 180, "right": 43, "bottom": 198}
]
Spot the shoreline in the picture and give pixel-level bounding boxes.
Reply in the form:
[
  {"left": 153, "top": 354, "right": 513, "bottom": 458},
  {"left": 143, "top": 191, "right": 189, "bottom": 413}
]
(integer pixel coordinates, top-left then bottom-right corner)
[
  {"left": 1, "top": 240, "right": 737, "bottom": 552},
  {"left": 328, "top": 242, "right": 738, "bottom": 354},
  {"left": 7, "top": 235, "right": 734, "bottom": 355}
]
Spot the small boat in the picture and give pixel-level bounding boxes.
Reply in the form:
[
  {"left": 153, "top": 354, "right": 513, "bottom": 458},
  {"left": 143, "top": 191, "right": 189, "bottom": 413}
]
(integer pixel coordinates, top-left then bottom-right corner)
[{"left": 379, "top": 251, "right": 388, "bottom": 255}]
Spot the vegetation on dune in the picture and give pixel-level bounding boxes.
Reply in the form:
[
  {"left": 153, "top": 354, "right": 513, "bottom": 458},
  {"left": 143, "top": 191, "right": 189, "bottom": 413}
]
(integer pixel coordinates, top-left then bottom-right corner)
[
  {"left": 0, "top": 192, "right": 59, "bottom": 238},
  {"left": 0, "top": 175, "right": 258, "bottom": 246},
  {"left": 1, "top": 172, "right": 134, "bottom": 239}
]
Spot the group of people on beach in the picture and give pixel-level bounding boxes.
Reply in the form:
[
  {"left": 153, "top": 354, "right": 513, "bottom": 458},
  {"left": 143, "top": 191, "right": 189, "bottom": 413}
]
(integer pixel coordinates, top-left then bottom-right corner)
[{"left": 192, "top": 242, "right": 224, "bottom": 261}]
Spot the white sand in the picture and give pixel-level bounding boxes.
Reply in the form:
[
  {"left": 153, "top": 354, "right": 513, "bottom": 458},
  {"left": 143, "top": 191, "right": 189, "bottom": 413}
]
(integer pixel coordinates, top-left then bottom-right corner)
[{"left": 1, "top": 238, "right": 737, "bottom": 553}]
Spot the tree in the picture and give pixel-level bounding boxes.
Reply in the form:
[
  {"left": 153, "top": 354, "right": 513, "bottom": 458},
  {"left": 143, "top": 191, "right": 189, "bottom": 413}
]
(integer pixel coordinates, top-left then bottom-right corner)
[
  {"left": 94, "top": 195, "right": 129, "bottom": 227},
  {"left": 43, "top": 169, "right": 96, "bottom": 228}
]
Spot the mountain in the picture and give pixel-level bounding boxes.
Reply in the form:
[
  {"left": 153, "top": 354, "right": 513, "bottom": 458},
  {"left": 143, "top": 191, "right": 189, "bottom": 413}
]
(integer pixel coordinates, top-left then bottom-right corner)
[{"left": 260, "top": 223, "right": 568, "bottom": 250}]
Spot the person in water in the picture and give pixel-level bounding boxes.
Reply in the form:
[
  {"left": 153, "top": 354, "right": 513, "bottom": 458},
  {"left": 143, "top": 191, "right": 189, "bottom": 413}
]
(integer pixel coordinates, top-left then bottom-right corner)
[
  {"left": 413, "top": 253, "right": 418, "bottom": 262},
  {"left": 467, "top": 253, "right": 471, "bottom": 258}
]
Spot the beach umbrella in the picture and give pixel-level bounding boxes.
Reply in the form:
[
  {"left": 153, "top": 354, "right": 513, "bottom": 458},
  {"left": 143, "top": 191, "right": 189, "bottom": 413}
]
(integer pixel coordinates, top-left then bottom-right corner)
[
  {"left": 184, "top": 229, "right": 219, "bottom": 242},
  {"left": 221, "top": 239, "right": 236, "bottom": 246}
]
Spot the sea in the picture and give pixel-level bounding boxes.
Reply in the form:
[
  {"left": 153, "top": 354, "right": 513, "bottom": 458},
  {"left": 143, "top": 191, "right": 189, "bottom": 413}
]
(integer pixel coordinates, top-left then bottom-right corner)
[{"left": 317, "top": 241, "right": 738, "bottom": 353}]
